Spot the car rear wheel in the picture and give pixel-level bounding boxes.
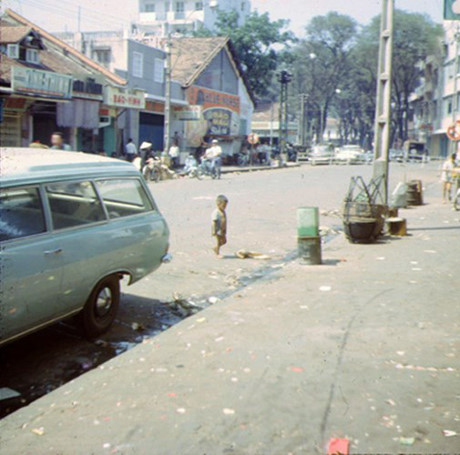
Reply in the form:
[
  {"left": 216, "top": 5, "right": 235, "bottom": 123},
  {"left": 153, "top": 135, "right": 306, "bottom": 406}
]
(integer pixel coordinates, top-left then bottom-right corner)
[{"left": 80, "top": 275, "right": 120, "bottom": 338}]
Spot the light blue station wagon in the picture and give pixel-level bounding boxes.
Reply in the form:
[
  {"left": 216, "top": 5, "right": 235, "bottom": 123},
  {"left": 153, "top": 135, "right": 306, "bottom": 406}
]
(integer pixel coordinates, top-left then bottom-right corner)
[{"left": 0, "top": 148, "right": 170, "bottom": 345}]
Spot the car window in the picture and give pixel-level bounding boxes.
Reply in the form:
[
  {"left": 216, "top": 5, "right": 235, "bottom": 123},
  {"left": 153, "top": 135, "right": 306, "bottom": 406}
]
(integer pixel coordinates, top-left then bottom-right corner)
[
  {"left": 0, "top": 186, "right": 46, "bottom": 241},
  {"left": 46, "top": 181, "right": 106, "bottom": 230},
  {"left": 96, "top": 179, "right": 154, "bottom": 219}
]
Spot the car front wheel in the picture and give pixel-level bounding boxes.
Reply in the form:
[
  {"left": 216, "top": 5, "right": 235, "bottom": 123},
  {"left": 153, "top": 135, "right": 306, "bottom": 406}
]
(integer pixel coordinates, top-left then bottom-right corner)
[{"left": 80, "top": 275, "right": 120, "bottom": 338}]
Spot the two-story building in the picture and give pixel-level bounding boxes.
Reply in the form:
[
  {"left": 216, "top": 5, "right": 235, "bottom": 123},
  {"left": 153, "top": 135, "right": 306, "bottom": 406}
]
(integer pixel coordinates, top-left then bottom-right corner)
[
  {"left": 56, "top": 30, "right": 187, "bottom": 152},
  {"left": 137, "top": 0, "right": 251, "bottom": 36},
  {"left": 1, "top": 9, "right": 138, "bottom": 154}
]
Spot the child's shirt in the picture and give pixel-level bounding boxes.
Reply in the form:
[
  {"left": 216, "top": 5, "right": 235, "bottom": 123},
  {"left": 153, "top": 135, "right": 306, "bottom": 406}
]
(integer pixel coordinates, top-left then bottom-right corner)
[{"left": 211, "top": 208, "right": 227, "bottom": 236}]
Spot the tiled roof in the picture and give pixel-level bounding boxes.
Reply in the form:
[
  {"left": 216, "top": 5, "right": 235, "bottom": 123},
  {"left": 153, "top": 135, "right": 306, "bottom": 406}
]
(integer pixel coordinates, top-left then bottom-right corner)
[
  {"left": 0, "top": 23, "right": 32, "bottom": 44},
  {"left": 3, "top": 9, "right": 127, "bottom": 86},
  {"left": 170, "top": 37, "right": 229, "bottom": 86},
  {"left": 0, "top": 23, "right": 92, "bottom": 84}
]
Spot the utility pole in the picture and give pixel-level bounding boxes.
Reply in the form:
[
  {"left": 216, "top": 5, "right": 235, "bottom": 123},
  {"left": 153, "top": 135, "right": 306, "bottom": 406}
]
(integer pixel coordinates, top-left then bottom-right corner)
[
  {"left": 163, "top": 32, "right": 172, "bottom": 154},
  {"left": 451, "top": 27, "right": 460, "bottom": 156},
  {"left": 372, "top": 0, "right": 394, "bottom": 205},
  {"left": 318, "top": 104, "right": 324, "bottom": 144},
  {"left": 269, "top": 102, "right": 274, "bottom": 147},
  {"left": 277, "top": 70, "right": 292, "bottom": 156},
  {"left": 77, "top": 6, "right": 81, "bottom": 33},
  {"left": 298, "top": 94, "right": 306, "bottom": 146}
]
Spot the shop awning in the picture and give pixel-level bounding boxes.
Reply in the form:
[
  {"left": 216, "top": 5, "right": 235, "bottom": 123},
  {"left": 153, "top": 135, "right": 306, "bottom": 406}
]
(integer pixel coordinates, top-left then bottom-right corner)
[{"left": 57, "top": 99, "right": 100, "bottom": 129}]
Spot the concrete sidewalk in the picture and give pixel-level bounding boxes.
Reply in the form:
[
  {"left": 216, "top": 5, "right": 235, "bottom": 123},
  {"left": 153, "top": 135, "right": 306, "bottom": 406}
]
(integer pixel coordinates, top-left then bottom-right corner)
[{"left": 0, "top": 187, "right": 459, "bottom": 454}]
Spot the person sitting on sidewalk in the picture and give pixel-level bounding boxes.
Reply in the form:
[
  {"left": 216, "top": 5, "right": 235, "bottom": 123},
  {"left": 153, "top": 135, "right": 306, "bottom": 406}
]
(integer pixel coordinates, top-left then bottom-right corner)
[{"left": 204, "top": 139, "right": 223, "bottom": 179}]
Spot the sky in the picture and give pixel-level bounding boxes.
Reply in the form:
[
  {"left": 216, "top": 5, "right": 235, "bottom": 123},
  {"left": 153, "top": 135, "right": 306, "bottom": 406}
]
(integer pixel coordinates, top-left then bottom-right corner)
[{"left": 1, "top": 0, "right": 444, "bottom": 35}]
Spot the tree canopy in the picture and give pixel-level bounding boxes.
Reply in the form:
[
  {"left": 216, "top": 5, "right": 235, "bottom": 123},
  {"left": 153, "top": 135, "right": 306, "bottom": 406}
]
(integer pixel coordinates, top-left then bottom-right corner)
[
  {"left": 194, "top": 10, "right": 296, "bottom": 97},
  {"left": 289, "top": 10, "right": 442, "bottom": 146}
]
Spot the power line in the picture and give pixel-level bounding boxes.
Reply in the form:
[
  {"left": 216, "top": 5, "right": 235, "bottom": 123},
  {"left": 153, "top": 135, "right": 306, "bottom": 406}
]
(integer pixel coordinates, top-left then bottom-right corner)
[{"left": 12, "top": 0, "right": 134, "bottom": 31}]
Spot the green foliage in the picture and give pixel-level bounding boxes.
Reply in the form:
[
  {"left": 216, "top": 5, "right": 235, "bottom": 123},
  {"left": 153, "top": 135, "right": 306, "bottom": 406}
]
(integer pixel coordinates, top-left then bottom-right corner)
[
  {"left": 360, "top": 10, "right": 442, "bottom": 142},
  {"left": 291, "top": 12, "right": 358, "bottom": 142},
  {"left": 194, "top": 10, "right": 296, "bottom": 97},
  {"left": 291, "top": 9, "right": 442, "bottom": 146}
]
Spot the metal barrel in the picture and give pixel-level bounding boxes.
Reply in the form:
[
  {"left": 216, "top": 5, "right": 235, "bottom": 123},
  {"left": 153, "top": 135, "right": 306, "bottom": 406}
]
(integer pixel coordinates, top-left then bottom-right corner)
[
  {"left": 406, "top": 180, "right": 423, "bottom": 206},
  {"left": 298, "top": 236, "right": 322, "bottom": 265}
]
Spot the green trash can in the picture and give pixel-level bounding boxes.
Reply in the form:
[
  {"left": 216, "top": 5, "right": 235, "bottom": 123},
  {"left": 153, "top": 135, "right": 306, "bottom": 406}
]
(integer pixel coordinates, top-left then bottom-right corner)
[
  {"left": 297, "top": 207, "right": 321, "bottom": 264},
  {"left": 297, "top": 207, "right": 319, "bottom": 237}
]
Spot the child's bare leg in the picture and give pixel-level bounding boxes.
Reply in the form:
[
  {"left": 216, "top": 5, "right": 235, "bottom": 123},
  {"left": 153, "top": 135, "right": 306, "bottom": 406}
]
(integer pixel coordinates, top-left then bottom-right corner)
[{"left": 212, "top": 237, "right": 220, "bottom": 256}]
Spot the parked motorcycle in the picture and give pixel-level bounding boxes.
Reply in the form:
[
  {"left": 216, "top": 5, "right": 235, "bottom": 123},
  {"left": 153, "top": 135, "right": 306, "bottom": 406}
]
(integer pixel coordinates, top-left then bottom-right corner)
[{"left": 197, "top": 158, "right": 218, "bottom": 179}]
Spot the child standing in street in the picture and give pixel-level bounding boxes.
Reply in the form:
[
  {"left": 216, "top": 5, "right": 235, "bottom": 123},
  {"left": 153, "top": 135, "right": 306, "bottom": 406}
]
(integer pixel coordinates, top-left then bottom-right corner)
[{"left": 212, "top": 195, "right": 228, "bottom": 257}]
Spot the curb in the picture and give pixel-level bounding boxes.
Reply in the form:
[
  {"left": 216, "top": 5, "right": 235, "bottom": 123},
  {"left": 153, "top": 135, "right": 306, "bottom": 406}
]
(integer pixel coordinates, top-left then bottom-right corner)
[{"left": 221, "top": 163, "right": 300, "bottom": 174}]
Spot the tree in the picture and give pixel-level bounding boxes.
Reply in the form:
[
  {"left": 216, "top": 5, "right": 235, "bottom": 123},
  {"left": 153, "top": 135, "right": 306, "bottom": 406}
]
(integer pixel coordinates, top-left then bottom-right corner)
[
  {"left": 354, "top": 11, "right": 442, "bottom": 145},
  {"left": 291, "top": 12, "right": 358, "bottom": 143},
  {"left": 195, "top": 10, "right": 296, "bottom": 97}
]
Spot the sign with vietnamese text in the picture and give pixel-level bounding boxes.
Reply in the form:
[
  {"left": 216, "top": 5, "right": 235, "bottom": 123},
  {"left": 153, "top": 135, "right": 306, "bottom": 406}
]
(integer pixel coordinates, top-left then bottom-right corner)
[
  {"left": 173, "top": 105, "right": 202, "bottom": 121},
  {"left": 104, "top": 86, "right": 146, "bottom": 109},
  {"left": 187, "top": 86, "right": 240, "bottom": 114},
  {"left": 12, "top": 67, "right": 73, "bottom": 99}
]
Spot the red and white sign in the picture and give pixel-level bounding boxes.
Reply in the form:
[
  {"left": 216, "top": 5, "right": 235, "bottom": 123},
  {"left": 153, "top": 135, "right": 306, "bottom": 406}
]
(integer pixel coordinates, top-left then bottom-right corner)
[
  {"left": 104, "top": 86, "right": 146, "bottom": 109},
  {"left": 248, "top": 132, "right": 260, "bottom": 145}
]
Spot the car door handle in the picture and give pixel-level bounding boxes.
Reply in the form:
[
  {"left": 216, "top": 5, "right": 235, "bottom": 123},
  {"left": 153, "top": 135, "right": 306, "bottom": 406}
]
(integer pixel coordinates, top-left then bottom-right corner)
[{"left": 44, "top": 248, "right": 63, "bottom": 256}]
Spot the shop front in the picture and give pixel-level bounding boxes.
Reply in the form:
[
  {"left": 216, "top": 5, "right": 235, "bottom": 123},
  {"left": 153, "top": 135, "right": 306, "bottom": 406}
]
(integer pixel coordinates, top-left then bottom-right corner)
[
  {"left": 57, "top": 76, "right": 104, "bottom": 153},
  {"left": 183, "top": 85, "right": 243, "bottom": 158},
  {"left": 140, "top": 100, "right": 165, "bottom": 152},
  {"left": 103, "top": 86, "right": 146, "bottom": 155},
  {"left": 0, "top": 96, "right": 27, "bottom": 147},
  {"left": 1, "top": 66, "right": 73, "bottom": 147}
]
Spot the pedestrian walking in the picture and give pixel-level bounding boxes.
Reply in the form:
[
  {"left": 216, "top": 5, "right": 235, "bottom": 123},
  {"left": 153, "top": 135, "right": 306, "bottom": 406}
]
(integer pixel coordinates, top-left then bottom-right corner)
[
  {"left": 441, "top": 153, "right": 457, "bottom": 203},
  {"left": 50, "top": 132, "right": 71, "bottom": 151},
  {"left": 125, "top": 138, "right": 137, "bottom": 162},
  {"left": 211, "top": 194, "right": 228, "bottom": 258}
]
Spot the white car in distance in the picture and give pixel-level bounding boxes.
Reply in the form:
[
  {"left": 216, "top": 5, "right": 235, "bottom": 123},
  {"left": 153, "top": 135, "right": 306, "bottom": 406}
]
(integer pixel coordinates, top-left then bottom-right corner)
[{"left": 335, "top": 145, "right": 366, "bottom": 165}]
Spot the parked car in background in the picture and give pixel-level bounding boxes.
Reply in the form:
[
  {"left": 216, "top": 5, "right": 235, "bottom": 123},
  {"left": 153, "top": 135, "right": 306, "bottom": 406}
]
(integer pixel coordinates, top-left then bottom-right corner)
[
  {"left": 309, "top": 145, "right": 335, "bottom": 165},
  {"left": 390, "top": 148, "right": 405, "bottom": 162},
  {"left": 0, "top": 148, "right": 171, "bottom": 346},
  {"left": 335, "top": 144, "right": 366, "bottom": 164},
  {"left": 362, "top": 150, "right": 374, "bottom": 164},
  {"left": 406, "top": 141, "right": 429, "bottom": 163}
]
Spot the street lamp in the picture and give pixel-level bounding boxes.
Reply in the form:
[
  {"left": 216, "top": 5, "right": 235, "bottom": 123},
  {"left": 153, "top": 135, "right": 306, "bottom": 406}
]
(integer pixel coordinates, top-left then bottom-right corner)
[
  {"left": 298, "top": 52, "right": 317, "bottom": 147},
  {"left": 277, "top": 70, "right": 292, "bottom": 157}
]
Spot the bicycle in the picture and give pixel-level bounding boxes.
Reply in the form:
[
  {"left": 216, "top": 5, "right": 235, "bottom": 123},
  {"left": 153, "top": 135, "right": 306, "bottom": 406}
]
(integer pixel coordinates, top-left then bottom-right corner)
[{"left": 453, "top": 173, "right": 460, "bottom": 211}]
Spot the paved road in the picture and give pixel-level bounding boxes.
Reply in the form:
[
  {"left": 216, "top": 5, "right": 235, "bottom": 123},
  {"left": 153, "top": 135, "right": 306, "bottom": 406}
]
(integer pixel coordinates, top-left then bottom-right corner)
[
  {"left": 0, "top": 162, "right": 443, "bottom": 419},
  {"left": 1, "top": 160, "right": 458, "bottom": 454}
]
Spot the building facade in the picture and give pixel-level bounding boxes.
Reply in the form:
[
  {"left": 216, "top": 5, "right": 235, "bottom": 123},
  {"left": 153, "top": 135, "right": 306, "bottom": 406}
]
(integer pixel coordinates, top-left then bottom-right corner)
[
  {"left": 57, "top": 30, "right": 187, "bottom": 153},
  {"left": 411, "top": 22, "right": 460, "bottom": 159},
  {"left": 0, "top": 9, "right": 128, "bottom": 154},
  {"left": 167, "top": 37, "right": 255, "bottom": 158},
  {"left": 138, "top": 0, "right": 251, "bottom": 36}
]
